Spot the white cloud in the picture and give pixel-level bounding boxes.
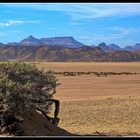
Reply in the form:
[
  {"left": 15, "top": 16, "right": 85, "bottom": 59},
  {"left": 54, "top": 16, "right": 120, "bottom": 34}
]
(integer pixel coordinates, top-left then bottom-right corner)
[
  {"left": 106, "top": 26, "right": 138, "bottom": 37},
  {"left": 4, "top": 3, "right": 140, "bottom": 20},
  {"left": 66, "top": 4, "right": 140, "bottom": 20},
  {"left": 0, "top": 19, "right": 42, "bottom": 27},
  {"left": 77, "top": 26, "right": 138, "bottom": 44}
]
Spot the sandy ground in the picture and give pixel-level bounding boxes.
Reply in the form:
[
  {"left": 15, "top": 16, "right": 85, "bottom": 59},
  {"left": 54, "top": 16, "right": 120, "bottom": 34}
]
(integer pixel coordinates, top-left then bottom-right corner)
[{"left": 35, "top": 62, "right": 140, "bottom": 136}]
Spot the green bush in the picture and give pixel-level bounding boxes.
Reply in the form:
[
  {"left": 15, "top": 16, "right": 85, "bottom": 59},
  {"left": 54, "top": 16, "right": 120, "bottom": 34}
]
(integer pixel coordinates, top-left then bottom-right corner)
[{"left": 0, "top": 61, "right": 59, "bottom": 117}]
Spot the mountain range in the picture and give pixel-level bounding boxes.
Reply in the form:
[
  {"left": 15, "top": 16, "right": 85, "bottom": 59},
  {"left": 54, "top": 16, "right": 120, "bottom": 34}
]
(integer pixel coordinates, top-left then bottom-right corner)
[
  {"left": 6, "top": 36, "right": 84, "bottom": 48},
  {"left": 4, "top": 35, "right": 140, "bottom": 51},
  {"left": 0, "top": 35, "right": 140, "bottom": 62}
]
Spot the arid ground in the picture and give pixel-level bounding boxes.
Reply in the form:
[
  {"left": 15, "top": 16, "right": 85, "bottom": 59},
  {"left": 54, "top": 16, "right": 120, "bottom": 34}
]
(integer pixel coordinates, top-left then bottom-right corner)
[{"left": 32, "top": 62, "right": 140, "bottom": 136}]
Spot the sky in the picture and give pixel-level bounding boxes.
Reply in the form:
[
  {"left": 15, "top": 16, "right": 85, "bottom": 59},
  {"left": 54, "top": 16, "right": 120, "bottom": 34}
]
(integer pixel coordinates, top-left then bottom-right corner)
[{"left": 0, "top": 3, "right": 140, "bottom": 48}]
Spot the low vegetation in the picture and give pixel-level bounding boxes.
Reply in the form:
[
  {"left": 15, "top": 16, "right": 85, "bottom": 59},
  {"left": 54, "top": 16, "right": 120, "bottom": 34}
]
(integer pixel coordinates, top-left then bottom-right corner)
[
  {"left": 0, "top": 62, "right": 59, "bottom": 135},
  {"left": 54, "top": 71, "right": 137, "bottom": 77}
]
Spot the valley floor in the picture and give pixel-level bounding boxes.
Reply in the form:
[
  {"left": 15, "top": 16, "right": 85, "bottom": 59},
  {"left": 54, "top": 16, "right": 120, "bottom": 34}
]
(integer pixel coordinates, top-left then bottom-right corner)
[{"left": 34, "top": 62, "right": 140, "bottom": 136}]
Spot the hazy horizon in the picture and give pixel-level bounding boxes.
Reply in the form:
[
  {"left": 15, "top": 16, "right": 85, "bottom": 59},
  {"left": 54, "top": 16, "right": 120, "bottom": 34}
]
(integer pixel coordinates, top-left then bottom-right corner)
[{"left": 0, "top": 3, "right": 140, "bottom": 48}]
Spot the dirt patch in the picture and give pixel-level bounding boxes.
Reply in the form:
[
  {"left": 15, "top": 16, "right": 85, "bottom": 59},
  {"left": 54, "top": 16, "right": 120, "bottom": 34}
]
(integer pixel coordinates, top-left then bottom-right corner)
[
  {"left": 0, "top": 110, "right": 74, "bottom": 136},
  {"left": 21, "top": 110, "right": 74, "bottom": 136}
]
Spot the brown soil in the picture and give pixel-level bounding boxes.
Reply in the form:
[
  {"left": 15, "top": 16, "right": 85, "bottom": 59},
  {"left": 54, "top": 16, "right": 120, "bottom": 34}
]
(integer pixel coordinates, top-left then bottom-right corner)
[
  {"left": 0, "top": 110, "right": 74, "bottom": 137},
  {"left": 21, "top": 110, "right": 74, "bottom": 136}
]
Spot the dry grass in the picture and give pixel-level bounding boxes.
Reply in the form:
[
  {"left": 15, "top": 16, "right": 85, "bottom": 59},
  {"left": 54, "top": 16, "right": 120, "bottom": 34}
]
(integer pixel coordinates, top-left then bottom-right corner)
[{"left": 33, "top": 62, "right": 140, "bottom": 136}]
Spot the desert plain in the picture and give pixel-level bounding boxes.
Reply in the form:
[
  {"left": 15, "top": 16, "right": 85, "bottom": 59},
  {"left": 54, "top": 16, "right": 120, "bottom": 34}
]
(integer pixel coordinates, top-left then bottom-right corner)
[{"left": 32, "top": 62, "right": 140, "bottom": 136}]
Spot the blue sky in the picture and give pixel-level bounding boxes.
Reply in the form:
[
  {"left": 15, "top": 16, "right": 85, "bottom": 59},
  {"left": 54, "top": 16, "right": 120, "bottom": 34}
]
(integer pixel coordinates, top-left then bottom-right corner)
[{"left": 0, "top": 3, "right": 140, "bottom": 48}]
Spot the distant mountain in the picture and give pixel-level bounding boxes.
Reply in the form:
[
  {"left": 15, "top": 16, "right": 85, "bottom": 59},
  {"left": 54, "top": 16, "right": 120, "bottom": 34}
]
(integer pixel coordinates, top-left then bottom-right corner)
[
  {"left": 40, "top": 37, "right": 84, "bottom": 48},
  {"left": 91, "top": 45, "right": 96, "bottom": 48},
  {"left": 108, "top": 44, "right": 122, "bottom": 51},
  {"left": 0, "top": 35, "right": 140, "bottom": 62},
  {"left": 95, "top": 42, "right": 122, "bottom": 52},
  {"left": 7, "top": 42, "right": 19, "bottom": 46},
  {"left": 124, "top": 46, "right": 134, "bottom": 51},
  {"left": 4, "top": 35, "right": 140, "bottom": 51},
  {"left": 97, "top": 42, "right": 114, "bottom": 52},
  {"left": 124, "top": 43, "right": 140, "bottom": 51},
  {"left": 0, "top": 43, "right": 5, "bottom": 47},
  {"left": 90, "top": 43, "right": 122, "bottom": 52},
  {"left": 19, "top": 35, "right": 43, "bottom": 46},
  {"left": 133, "top": 43, "right": 140, "bottom": 51},
  {"left": 7, "top": 36, "right": 85, "bottom": 48}
]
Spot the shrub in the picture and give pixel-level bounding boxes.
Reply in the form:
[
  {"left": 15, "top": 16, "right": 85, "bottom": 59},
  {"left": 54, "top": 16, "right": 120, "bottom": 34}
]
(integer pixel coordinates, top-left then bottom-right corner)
[{"left": 0, "top": 62, "right": 59, "bottom": 134}]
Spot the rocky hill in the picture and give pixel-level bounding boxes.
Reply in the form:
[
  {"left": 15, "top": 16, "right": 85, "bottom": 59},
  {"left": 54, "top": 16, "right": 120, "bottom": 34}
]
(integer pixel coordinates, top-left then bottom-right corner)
[
  {"left": 0, "top": 35, "right": 140, "bottom": 62},
  {"left": 0, "top": 44, "right": 140, "bottom": 62}
]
